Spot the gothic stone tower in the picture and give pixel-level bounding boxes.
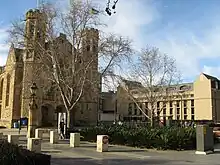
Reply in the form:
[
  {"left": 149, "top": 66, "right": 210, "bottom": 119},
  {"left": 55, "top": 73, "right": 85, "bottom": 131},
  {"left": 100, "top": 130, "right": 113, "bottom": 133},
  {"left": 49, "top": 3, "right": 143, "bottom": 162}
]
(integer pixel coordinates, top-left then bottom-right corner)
[
  {"left": 20, "top": 9, "right": 46, "bottom": 119},
  {"left": 73, "top": 28, "right": 100, "bottom": 125}
]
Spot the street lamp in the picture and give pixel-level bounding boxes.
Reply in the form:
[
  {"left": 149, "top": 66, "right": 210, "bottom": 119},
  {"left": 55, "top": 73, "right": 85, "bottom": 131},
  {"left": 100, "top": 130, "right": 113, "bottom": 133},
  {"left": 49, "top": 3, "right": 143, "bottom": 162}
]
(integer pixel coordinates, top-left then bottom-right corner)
[{"left": 27, "top": 82, "right": 38, "bottom": 138}]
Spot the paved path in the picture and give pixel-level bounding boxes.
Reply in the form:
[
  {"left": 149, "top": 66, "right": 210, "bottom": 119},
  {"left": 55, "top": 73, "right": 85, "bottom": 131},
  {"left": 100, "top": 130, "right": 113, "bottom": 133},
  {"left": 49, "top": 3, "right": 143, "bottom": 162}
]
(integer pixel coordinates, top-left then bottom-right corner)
[{"left": 1, "top": 128, "right": 220, "bottom": 165}]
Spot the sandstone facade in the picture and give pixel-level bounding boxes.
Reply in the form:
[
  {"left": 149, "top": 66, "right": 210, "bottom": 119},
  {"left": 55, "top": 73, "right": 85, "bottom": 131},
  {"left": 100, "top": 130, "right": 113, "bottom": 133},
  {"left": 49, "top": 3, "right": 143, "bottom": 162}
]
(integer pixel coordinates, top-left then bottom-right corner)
[{"left": 0, "top": 9, "right": 99, "bottom": 128}]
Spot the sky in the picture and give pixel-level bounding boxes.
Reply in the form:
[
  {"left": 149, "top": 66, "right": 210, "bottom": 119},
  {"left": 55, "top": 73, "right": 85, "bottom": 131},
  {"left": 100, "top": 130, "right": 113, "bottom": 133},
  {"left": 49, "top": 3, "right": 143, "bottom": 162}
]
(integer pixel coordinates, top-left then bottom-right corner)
[{"left": 1, "top": 0, "right": 220, "bottom": 83}]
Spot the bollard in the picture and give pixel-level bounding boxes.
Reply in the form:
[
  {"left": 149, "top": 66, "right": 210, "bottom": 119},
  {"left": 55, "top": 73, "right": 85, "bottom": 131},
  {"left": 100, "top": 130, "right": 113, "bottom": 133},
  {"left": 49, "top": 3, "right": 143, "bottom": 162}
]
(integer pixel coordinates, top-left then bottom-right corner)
[
  {"left": 35, "top": 129, "right": 43, "bottom": 139},
  {"left": 27, "top": 138, "right": 41, "bottom": 153},
  {"left": 96, "top": 135, "right": 109, "bottom": 152},
  {"left": 70, "top": 133, "right": 80, "bottom": 147},
  {"left": 8, "top": 135, "right": 19, "bottom": 145},
  {"left": 195, "top": 125, "right": 214, "bottom": 155},
  {"left": 50, "top": 131, "right": 59, "bottom": 144}
]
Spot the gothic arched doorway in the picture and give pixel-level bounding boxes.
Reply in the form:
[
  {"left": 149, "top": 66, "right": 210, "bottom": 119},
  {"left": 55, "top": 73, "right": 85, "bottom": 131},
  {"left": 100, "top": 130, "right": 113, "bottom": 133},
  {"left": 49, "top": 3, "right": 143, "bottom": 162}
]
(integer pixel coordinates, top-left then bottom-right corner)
[
  {"left": 55, "top": 105, "right": 65, "bottom": 123},
  {"left": 41, "top": 104, "right": 54, "bottom": 127}
]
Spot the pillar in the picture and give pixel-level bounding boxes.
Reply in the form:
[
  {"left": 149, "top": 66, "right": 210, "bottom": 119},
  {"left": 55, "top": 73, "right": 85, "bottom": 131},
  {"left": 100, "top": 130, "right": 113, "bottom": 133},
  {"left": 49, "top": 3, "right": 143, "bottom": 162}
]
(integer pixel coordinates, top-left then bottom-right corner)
[
  {"left": 70, "top": 133, "right": 80, "bottom": 147},
  {"left": 96, "top": 135, "right": 109, "bottom": 152},
  {"left": 195, "top": 125, "right": 214, "bottom": 155},
  {"left": 50, "top": 131, "right": 58, "bottom": 144},
  {"left": 35, "top": 129, "right": 43, "bottom": 139},
  {"left": 27, "top": 138, "right": 41, "bottom": 153},
  {"left": 8, "top": 135, "right": 20, "bottom": 145},
  {"left": 27, "top": 98, "right": 38, "bottom": 138}
]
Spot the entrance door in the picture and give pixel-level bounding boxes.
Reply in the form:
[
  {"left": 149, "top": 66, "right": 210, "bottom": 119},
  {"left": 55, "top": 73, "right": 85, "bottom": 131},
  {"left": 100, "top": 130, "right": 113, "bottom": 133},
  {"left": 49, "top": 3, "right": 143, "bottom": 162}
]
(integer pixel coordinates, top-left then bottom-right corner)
[{"left": 41, "top": 106, "right": 49, "bottom": 126}]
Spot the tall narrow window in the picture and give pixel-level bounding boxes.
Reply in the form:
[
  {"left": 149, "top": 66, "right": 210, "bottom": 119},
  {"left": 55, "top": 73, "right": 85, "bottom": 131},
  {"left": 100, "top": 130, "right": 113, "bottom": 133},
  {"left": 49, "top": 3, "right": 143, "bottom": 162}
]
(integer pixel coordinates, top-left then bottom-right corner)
[
  {"left": 128, "top": 103, "right": 132, "bottom": 115},
  {"left": 134, "top": 103, "right": 137, "bottom": 115},
  {"left": 139, "top": 103, "right": 142, "bottom": 115},
  {"left": 145, "top": 102, "right": 148, "bottom": 115},
  {"left": 0, "top": 79, "right": 3, "bottom": 100},
  {"left": 5, "top": 74, "right": 10, "bottom": 107},
  {"left": 191, "top": 100, "right": 194, "bottom": 107}
]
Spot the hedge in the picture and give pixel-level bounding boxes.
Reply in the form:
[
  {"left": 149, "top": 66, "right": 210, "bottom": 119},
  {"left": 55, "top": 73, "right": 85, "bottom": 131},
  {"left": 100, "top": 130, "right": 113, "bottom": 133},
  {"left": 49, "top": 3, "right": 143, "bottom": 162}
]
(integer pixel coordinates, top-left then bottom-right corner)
[
  {"left": 0, "top": 139, "right": 51, "bottom": 165},
  {"left": 78, "top": 125, "right": 197, "bottom": 150}
]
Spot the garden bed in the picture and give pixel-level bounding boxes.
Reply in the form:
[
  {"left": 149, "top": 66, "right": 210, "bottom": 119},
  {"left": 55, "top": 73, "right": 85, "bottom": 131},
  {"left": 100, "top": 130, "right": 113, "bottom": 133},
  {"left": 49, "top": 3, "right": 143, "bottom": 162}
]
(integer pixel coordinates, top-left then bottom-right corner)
[
  {"left": 76, "top": 125, "right": 196, "bottom": 150},
  {"left": 0, "top": 139, "right": 51, "bottom": 165}
]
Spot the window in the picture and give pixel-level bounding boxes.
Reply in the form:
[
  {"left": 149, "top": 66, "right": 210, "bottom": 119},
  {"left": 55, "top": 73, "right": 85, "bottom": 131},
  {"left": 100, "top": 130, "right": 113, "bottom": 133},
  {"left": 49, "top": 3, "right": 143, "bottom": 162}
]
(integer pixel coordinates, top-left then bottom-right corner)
[
  {"left": 191, "top": 100, "right": 194, "bottom": 107},
  {"left": 5, "top": 74, "right": 10, "bottom": 107},
  {"left": 157, "top": 102, "right": 160, "bottom": 108},
  {"left": 128, "top": 103, "right": 132, "bottom": 115},
  {"left": 163, "top": 108, "right": 166, "bottom": 115},
  {"left": 177, "top": 108, "right": 180, "bottom": 114},
  {"left": 169, "top": 101, "right": 173, "bottom": 107},
  {"left": 93, "top": 45, "right": 97, "bottom": 52},
  {"left": 86, "top": 45, "right": 90, "bottom": 51},
  {"left": 0, "top": 79, "right": 3, "bottom": 100},
  {"left": 211, "top": 80, "right": 216, "bottom": 89},
  {"left": 191, "top": 115, "right": 195, "bottom": 120},
  {"left": 184, "top": 108, "right": 187, "bottom": 114},
  {"left": 176, "top": 101, "right": 180, "bottom": 107},
  {"left": 29, "top": 22, "right": 35, "bottom": 36},
  {"left": 134, "top": 103, "right": 137, "bottom": 115},
  {"left": 184, "top": 115, "right": 187, "bottom": 120},
  {"left": 139, "top": 103, "right": 142, "bottom": 115},
  {"left": 80, "top": 103, "right": 84, "bottom": 114},
  {"left": 145, "top": 102, "right": 148, "bottom": 115},
  {"left": 177, "top": 115, "right": 180, "bottom": 120},
  {"left": 170, "top": 108, "right": 173, "bottom": 115},
  {"left": 183, "top": 100, "right": 187, "bottom": 107},
  {"left": 191, "top": 107, "right": 195, "bottom": 115}
]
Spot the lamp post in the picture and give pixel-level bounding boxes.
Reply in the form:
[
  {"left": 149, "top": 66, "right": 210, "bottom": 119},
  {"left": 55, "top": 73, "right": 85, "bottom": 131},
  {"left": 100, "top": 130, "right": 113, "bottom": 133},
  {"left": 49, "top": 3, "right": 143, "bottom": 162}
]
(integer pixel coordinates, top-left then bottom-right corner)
[{"left": 27, "top": 82, "right": 38, "bottom": 138}]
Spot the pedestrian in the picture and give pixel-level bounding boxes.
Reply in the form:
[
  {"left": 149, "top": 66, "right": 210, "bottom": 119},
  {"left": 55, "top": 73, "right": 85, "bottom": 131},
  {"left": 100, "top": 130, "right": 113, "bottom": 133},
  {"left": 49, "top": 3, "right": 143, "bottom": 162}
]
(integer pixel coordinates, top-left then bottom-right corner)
[{"left": 59, "top": 119, "right": 65, "bottom": 139}]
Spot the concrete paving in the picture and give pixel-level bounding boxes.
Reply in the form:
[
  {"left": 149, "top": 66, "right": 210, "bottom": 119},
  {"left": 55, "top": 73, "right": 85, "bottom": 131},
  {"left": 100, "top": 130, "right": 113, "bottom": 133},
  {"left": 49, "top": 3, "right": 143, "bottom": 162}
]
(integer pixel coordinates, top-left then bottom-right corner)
[{"left": 1, "top": 128, "right": 220, "bottom": 165}]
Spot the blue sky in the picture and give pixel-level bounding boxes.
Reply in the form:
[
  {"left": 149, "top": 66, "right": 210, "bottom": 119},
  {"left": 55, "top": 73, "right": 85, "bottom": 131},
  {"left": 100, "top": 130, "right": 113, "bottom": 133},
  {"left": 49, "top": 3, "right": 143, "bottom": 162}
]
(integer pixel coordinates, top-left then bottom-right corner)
[{"left": 1, "top": 0, "right": 220, "bottom": 82}]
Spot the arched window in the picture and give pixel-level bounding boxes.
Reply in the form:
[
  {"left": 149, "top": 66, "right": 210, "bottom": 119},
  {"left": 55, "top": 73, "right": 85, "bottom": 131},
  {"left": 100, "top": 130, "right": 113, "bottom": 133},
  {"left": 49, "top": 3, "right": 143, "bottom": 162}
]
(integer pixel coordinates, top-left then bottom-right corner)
[
  {"left": 0, "top": 79, "right": 3, "bottom": 100},
  {"left": 5, "top": 74, "right": 10, "bottom": 107}
]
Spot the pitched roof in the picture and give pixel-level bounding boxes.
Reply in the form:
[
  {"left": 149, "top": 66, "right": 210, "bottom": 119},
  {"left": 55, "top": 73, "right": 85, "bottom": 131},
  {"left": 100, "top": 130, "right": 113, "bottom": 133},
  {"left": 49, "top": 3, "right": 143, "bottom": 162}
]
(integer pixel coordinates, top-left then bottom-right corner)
[{"left": 202, "top": 73, "right": 219, "bottom": 81}]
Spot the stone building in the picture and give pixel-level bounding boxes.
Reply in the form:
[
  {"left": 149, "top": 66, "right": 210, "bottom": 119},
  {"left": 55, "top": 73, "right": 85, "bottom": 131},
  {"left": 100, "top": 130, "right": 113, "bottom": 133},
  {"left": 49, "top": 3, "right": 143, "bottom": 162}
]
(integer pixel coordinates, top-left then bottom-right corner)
[
  {"left": 116, "top": 73, "right": 220, "bottom": 124},
  {"left": 0, "top": 9, "right": 100, "bottom": 128}
]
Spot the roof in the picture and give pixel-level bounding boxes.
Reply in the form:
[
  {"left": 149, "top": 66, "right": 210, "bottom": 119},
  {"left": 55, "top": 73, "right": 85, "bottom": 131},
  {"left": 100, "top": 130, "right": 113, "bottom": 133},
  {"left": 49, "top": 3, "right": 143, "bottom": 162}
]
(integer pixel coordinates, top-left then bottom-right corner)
[
  {"left": 202, "top": 73, "right": 219, "bottom": 81},
  {"left": 122, "top": 79, "right": 143, "bottom": 88}
]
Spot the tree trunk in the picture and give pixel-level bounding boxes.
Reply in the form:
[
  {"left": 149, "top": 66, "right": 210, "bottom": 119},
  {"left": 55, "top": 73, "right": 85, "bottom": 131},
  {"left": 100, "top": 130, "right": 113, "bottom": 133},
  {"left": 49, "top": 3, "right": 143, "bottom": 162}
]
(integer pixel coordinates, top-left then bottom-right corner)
[
  {"left": 67, "top": 110, "right": 71, "bottom": 129},
  {"left": 66, "top": 109, "right": 76, "bottom": 130},
  {"left": 150, "top": 111, "right": 154, "bottom": 128}
]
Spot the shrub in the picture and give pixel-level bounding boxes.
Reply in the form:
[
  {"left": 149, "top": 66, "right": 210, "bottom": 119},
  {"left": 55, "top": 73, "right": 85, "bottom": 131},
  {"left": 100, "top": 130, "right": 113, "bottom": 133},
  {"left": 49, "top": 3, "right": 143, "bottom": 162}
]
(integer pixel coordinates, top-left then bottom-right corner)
[
  {"left": 0, "top": 139, "right": 51, "bottom": 165},
  {"left": 79, "top": 125, "right": 197, "bottom": 150}
]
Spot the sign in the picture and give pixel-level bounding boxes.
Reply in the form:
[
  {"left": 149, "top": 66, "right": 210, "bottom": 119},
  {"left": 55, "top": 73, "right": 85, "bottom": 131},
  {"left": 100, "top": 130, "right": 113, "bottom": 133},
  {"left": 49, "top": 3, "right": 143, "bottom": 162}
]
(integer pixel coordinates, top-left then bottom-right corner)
[
  {"left": 103, "top": 136, "right": 109, "bottom": 144},
  {"left": 34, "top": 140, "right": 39, "bottom": 145}
]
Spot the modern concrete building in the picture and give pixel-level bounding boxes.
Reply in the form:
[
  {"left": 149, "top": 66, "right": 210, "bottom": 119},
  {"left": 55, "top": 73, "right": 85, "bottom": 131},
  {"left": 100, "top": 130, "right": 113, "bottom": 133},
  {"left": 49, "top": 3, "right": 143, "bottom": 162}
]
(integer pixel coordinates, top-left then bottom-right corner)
[
  {"left": 98, "top": 91, "right": 119, "bottom": 123},
  {"left": 116, "top": 73, "right": 220, "bottom": 124}
]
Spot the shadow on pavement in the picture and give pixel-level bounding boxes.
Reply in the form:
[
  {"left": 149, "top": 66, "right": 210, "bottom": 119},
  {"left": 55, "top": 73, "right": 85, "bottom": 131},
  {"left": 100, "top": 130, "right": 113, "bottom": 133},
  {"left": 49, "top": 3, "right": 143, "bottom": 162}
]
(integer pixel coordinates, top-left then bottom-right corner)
[
  {"left": 42, "top": 150, "right": 62, "bottom": 154},
  {"left": 51, "top": 157, "right": 170, "bottom": 165},
  {"left": 108, "top": 149, "right": 147, "bottom": 153}
]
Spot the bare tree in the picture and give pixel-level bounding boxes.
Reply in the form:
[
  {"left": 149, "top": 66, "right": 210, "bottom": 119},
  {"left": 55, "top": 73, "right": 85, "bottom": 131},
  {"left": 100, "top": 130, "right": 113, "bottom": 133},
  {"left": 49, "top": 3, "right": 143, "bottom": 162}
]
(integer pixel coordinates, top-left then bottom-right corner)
[
  {"left": 118, "top": 46, "right": 181, "bottom": 127},
  {"left": 8, "top": 0, "right": 133, "bottom": 128}
]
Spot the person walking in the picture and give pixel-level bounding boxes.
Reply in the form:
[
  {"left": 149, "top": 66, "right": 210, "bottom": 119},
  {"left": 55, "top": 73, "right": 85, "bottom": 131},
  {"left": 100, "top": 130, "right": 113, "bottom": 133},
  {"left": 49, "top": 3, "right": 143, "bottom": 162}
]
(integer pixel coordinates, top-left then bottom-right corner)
[{"left": 59, "top": 119, "right": 65, "bottom": 139}]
